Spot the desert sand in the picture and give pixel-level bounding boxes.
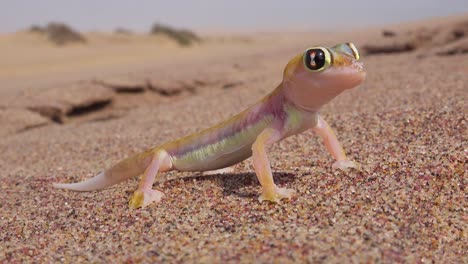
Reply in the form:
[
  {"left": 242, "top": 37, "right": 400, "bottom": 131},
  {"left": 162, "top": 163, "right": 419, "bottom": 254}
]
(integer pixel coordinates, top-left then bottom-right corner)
[{"left": 1, "top": 15, "right": 467, "bottom": 262}]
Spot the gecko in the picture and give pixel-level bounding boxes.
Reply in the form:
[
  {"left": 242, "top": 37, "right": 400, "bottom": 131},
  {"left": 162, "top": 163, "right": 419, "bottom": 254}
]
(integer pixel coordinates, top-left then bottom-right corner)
[{"left": 54, "top": 43, "right": 366, "bottom": 209}]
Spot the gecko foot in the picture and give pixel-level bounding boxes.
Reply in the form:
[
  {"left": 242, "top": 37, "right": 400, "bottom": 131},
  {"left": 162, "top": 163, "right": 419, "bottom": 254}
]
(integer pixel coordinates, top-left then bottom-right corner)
[
  {"left": 129, "top": 189, "right": 165, "bottom": 209},
  {"left": 332, "top": 160, "right": 361, "bottom": 171},
  {"left": 258, "top": 186, "right": 295, "bottom": 203}
]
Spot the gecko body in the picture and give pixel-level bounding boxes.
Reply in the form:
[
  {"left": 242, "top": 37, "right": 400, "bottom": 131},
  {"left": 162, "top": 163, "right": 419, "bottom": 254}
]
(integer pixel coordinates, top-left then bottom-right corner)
[
  {"left": 164, "top": 87, "right": 315, "bottom": 171},
  {"left": 54, "top": 43, "right": 366, "bottom": 208}
]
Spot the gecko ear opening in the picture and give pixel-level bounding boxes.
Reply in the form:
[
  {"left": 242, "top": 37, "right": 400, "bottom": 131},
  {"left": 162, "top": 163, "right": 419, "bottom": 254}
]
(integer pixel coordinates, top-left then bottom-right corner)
[{"left": 332, "top": 43, "right": 360, "bottom": 60}]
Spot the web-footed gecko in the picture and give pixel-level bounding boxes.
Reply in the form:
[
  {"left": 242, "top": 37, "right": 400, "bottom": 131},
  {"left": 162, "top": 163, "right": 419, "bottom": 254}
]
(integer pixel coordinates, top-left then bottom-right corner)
[{"left": 54, "top": 43, "right": 366, "bottom": 209}]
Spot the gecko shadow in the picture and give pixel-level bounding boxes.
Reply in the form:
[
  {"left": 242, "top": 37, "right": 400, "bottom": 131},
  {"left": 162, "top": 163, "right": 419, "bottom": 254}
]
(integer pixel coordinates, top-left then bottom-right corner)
[{"left": 164, "top": 171, "right": 297, "bottom": 199}]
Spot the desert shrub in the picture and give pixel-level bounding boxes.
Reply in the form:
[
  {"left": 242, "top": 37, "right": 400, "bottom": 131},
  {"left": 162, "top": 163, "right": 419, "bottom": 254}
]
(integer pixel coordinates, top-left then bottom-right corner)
[
  {"left": 114, "top": 27, "right": 133, "bottom": 35},
  {"left": 150, "top": 23, "right": 200, "bottom": 46},
  {"left": 29, "top": 22, "right": 86, "bottom": 45},
  {"left": 29, "top": 24, "right": 45, "bottom": 33},
  {"left": 45, "top": 22, "right": 86, "bottom": 45}
]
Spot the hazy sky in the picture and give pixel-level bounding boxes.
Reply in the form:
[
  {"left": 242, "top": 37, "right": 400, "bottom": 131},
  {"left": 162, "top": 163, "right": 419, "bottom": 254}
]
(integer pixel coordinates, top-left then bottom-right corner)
[{"left": 1, "top": 0, "right": 467, "bottom": 33}]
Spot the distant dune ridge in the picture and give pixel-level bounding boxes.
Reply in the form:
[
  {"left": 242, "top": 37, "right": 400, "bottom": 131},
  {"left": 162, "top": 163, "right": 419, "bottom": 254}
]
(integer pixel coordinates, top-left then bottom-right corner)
[{"left": 362, "top": 17, "right": 468, "bottom": 56}]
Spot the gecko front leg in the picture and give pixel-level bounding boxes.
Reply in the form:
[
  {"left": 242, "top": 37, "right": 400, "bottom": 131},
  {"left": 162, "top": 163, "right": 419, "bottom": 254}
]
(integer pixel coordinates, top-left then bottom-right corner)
[
  {"left": 252, "top": 127, "right": 294, "bottom": 203},
  {"left": 312, "top": 115, "right": 360, "bottom": 170}
]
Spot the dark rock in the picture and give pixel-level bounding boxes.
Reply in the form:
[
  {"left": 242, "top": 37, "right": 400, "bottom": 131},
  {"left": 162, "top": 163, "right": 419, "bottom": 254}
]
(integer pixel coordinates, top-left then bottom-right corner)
[
  {"left": 363, "top": 19, "right": 468, "bottom": 57},
  {"left": 382, "top": 30, "right": 396, "bottom": 37},
  {"left": 222, "top": 81, "right": 244, "bottom": 89},
  {"left": 147, "top": 78, "right": 198, "bottom": 96},
  {"left": 96, "top": 78, "right": 147, "bottom": 93},
  {"left": 25, "top": 82, "right": 114, "bottom": 123}
]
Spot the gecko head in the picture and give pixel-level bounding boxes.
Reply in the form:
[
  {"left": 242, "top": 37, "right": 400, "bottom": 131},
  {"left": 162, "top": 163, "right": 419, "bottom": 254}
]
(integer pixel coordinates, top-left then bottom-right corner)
[{"left": 282, "top": 43, "right": 366, "bottom": 112}]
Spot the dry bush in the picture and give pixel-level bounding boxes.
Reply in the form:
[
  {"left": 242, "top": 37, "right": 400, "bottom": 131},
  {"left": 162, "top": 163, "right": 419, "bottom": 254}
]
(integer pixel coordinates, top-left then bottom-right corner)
[
  {"left": 114, "top": 27, "right": 133, "bottom": 35},
  {"left": 29, "top": 24, "right": 45, "bottom": 33},
  {"left": 29, "top": 22, "right": 86, "bottom": 45},
  {"left": 150, "top": 23, "right": 200, "bottom": 46},
  {"left": 45, "top": 22, "right": 86, "bottom": 45}
]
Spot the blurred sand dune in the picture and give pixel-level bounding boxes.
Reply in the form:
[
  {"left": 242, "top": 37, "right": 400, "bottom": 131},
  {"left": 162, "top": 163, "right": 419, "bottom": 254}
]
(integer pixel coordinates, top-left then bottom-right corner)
[{"left": 0, "top": 29, "right": 326, "bottom": 96}]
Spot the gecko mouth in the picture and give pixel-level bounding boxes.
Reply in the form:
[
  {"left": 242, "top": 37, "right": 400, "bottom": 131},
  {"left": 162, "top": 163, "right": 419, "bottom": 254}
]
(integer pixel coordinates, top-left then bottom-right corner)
[
  {"left": 333, "top": 61, "right": 365, "bottom": 76},
  {"left": 353, "top": 60, "right": 365, "bottom": 72}
]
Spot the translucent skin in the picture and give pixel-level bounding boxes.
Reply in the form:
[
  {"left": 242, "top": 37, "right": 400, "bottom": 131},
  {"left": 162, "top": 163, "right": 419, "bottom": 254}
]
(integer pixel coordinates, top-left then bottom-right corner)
[
  {"left": 283, "top": 50, "right": 366, "bottom": 112},
  {"left": 54, "top": 43, "right": 367, "bottom": 209},
  {"left": 162, "top": 87, "right": 317, "bottom": 171},
  {"left": 163, "top": 47, "right": 365, "bottom": 171}
]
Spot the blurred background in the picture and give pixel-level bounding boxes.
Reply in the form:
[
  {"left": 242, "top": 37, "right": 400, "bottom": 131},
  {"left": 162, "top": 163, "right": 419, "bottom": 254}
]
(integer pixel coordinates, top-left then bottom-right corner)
[
  {"left": 2, "top": 0, "right": 468, "bottom": 32},
  {"left": 0, "top": 0, "right": 467, "bottom": 133}
]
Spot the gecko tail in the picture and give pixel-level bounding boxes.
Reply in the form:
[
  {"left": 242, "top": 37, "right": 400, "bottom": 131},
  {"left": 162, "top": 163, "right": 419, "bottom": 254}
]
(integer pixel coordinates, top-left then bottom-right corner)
[
  {"left": 53, "top": 149, "right": 156, "bottom": 192},
  {"left": 53, "top": 171, "right": 110, "bottom": 192}
]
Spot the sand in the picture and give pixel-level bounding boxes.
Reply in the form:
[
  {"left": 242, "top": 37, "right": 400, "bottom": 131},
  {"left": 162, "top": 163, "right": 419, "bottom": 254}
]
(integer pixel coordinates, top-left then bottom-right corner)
[{"left": 0, "top": 16, "right": 467, "bottom": 263}]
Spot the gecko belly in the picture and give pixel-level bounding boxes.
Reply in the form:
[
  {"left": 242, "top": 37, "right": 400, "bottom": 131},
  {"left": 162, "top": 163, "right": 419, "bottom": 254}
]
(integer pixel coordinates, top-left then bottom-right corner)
[
  {"left": 170, "top": 143, "right": 254, "bottom": 171},
  {"left": 164, "top": 112, "right": 273, "bottom": 172}
]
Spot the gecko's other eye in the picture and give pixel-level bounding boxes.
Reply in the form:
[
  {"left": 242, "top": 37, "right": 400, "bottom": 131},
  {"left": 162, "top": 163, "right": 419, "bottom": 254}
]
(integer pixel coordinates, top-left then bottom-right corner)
[{"left": 304, "top": 47, "right": 331, "bottom": 72}]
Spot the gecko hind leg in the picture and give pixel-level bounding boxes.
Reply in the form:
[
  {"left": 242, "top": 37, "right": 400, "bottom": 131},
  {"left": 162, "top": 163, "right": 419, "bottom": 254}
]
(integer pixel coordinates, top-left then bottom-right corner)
[{"left": 129, "top": 150, "right": 172, "bottom": 209}]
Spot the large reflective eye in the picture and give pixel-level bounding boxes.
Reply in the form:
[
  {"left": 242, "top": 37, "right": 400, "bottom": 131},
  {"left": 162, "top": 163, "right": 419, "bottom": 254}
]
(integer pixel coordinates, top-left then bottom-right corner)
[{"left": 304, "top": 47, "right": 331, "bottom": 72}]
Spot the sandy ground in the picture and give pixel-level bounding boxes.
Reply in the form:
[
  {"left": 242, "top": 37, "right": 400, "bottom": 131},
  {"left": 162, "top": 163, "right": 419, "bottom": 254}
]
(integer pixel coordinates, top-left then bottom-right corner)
[{"left": 0, "top": 16, "right": 467, "bottom": 263}]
